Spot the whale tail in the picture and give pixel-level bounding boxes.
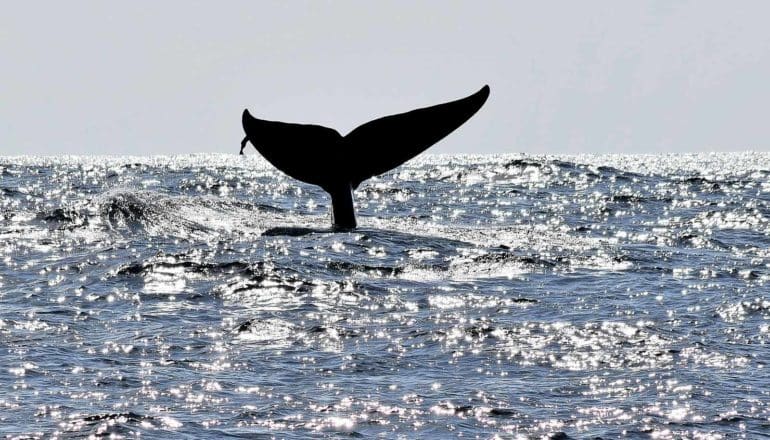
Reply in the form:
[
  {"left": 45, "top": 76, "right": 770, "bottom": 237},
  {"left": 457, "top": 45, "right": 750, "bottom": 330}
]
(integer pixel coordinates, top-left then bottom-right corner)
[{"left": 242, "top": 85, "right": 490, "bottom": 230}]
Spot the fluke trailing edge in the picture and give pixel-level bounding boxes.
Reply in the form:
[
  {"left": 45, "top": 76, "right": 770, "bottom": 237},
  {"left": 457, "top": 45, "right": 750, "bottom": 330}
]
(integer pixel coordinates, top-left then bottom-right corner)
[{"left": 240, "top": 85, "right": 490, "bottom": 230}]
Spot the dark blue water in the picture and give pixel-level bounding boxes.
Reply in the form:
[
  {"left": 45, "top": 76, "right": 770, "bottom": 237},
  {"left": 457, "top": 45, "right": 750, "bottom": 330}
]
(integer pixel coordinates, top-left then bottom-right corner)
[{"left": 1, "top": 153, "right": 769, "bottom": 438}]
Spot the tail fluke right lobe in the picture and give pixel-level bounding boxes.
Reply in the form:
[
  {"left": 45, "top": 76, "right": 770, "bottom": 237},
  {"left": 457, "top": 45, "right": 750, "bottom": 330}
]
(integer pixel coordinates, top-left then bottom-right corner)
[{"left": 343, "top": 85, "right": 490, "bottom": 187}]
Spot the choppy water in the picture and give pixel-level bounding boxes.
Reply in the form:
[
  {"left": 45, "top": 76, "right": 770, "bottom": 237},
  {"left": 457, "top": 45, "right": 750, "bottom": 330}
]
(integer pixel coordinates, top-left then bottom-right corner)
[{"left": 1, "top": 152, "right": 770, "bottom": 438}]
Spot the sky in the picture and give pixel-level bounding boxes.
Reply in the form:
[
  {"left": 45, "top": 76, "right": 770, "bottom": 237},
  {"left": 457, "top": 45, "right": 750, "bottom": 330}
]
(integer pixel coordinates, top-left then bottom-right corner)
[{"left": 2, "top": 1, "right": 769, "bottom": 156}]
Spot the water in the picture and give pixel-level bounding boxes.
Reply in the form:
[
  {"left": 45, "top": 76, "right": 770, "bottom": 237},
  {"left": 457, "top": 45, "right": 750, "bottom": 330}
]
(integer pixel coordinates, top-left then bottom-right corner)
[{"left": 1, "top": 152, "right": 769, "bottom": 438}]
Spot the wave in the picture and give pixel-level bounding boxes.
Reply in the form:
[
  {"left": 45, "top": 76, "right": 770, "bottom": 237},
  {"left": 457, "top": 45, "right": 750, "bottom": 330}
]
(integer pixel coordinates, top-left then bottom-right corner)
[
  {"left": 94, "top": 189, "right": 295, "bottom": 239},
  {"left": 59, "top": 412, "right": 182, "bottom": 436}
]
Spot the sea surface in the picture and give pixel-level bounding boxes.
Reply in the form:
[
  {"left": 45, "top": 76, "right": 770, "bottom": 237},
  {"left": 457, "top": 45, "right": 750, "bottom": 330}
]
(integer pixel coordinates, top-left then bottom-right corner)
[{"left": 1, "top": 152, "right": 770, "bottom": 439}]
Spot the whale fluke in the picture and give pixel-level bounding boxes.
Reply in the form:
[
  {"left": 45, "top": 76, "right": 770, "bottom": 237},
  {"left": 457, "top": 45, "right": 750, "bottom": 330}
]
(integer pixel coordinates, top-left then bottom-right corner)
[{"left": 241, "top": 85, "right": 490, "bottom": 230}]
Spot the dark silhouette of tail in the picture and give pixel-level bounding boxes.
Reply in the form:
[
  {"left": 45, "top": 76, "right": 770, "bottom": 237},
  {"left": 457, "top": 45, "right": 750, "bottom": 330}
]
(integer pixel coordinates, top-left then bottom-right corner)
[{"left": 241, "top": 85, "right": 490, "bottom": 230}]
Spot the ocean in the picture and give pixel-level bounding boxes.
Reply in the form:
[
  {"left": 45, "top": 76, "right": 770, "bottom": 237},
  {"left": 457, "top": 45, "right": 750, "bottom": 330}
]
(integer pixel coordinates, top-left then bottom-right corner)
[{"left": 1, "top": 152, "right": 769, "bottom": 438}]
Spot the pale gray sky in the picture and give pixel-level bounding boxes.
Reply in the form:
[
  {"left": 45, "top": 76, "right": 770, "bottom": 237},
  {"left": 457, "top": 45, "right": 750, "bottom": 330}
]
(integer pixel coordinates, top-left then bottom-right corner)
[{"left": 2, "top": 1, "right": 769, "bottom": 155}]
